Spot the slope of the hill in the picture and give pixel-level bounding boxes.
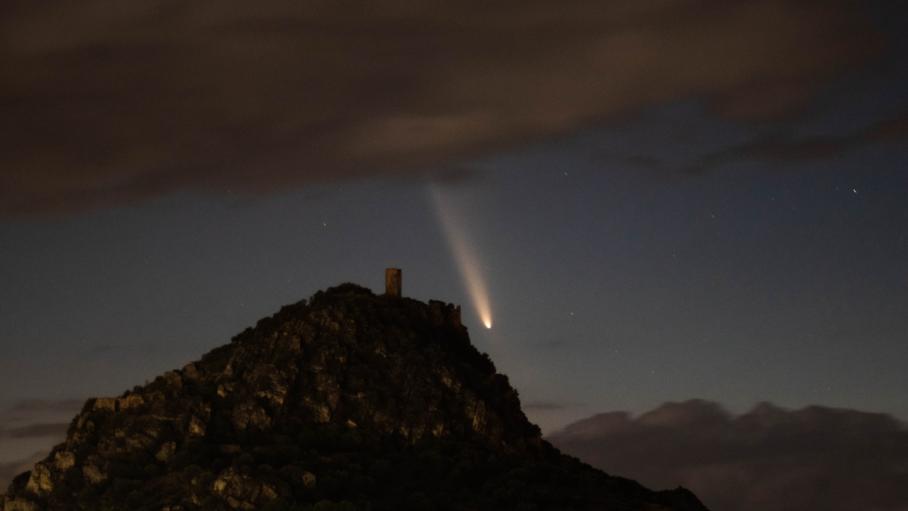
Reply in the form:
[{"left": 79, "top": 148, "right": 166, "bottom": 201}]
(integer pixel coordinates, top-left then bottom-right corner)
[{"left": 2, "top": 284, "right": 707, "bottom": 511}]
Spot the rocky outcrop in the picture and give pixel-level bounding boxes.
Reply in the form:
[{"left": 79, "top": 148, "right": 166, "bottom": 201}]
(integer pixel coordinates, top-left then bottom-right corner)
[{"left": 2, "top": 284, "right": 707, "bottom": 510}]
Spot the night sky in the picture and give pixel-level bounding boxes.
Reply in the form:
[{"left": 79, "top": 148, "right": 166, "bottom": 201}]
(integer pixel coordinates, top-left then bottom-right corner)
[{"left": 2, "top": 0, "right": 907, "bottom": 475}]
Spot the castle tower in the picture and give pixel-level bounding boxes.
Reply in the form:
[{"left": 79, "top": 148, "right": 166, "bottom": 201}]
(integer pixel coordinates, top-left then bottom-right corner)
[{"left": 385, "top": 268, "right": 402, "bottom": 297}]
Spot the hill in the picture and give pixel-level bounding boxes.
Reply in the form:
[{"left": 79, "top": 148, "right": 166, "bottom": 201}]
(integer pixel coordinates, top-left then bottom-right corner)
[{"left": 2, "top": 284, "right": 706, "bottom": 510}]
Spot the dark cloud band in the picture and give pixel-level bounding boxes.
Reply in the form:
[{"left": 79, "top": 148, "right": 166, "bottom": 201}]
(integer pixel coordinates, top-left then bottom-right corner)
[{"left": 0, "top": 0, "right": 879, "bottom": 215}]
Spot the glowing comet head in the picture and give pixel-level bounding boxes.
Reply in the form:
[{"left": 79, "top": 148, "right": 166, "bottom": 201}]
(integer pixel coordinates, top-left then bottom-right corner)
[{"left": 430, "top": 186, "right": 494, "bottom": 330}]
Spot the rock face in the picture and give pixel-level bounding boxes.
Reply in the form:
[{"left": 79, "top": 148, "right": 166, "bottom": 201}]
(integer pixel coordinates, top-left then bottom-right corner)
[{"left": 2, "top": 284, "right": 708, "bottom": 510}]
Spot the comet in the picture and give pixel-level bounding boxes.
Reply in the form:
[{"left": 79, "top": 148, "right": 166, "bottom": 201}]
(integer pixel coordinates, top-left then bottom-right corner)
[{"left": 430, "top": 185, "right": 493, "bottom": 329}]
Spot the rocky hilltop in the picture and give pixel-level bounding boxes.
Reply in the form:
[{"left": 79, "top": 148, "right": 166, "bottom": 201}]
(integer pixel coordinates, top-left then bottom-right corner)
[{"left": 2, "top": 284, "right": 707, "bottom": 510}]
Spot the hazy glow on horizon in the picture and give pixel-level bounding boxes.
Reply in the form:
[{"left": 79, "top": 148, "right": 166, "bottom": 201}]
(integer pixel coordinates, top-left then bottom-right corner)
[{"left": 430, "top": 186, "right": 493, "bottom": 329}]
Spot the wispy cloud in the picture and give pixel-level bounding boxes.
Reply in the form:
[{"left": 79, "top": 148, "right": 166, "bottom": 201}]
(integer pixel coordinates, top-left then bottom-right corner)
[
  {"left": 682, "top": 111, "right": 908, "bottom": 174},
  {"left": 524, "top": 401, "right": 581, "bottom": 412},
  {"left": 2, "top": 423, "right": 69, "bottom": 440},
  {"left": 0, "top": 399, "right": 84, "bottom": 491},
  {"left": 0, "top": 451, "right": 47, "bottom": 495},
  {"left": 5, "top": 400, "right": 84, "bottom": 416}
]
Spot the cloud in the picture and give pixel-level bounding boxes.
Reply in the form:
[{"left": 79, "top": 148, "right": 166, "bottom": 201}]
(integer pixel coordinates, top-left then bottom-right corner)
[
  {"left": 523, "top": 400, "right": 582, "bottom": 411},
  {"left": 0, "top": 0, "right": 882, "bottom": 215},
  {"left": 0, "top": 399, "right": 83, "bottom": 491},
  {"left": 0, "top": 399, "right": 82, "bottom": 433},
  {"left": 1, "top": 399, "right": 83, "bottom": 431},
  {"left": 5, "top": 400, "right": 84, "bottom": 416},
  {"left": 683, "top": 111, "right": 908, "bottom": 173},
  {"left": 0, "top": 452, "right": 46, "bottom": 495},
  {"left": 548, "top": 400, "right": 908, "bottom": 511},
  {"left": 2, "top": 423, "right": 69, "bottom": 440}
]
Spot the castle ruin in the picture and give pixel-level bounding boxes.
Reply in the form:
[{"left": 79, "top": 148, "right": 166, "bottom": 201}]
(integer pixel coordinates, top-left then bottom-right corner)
[{"left": 385, "top": 268, "right": 402, "bottom": 297}]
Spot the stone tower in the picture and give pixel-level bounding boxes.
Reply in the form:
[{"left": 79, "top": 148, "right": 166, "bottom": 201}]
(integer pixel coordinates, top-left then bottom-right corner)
[{"left": 385, "top": 268, "right": 402, "bottom": 297}]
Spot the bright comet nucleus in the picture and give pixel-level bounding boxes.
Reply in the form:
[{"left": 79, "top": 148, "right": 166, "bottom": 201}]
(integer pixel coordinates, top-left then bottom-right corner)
[{"left": 430, "top": 185, "right": 494, "bottom": 330}]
